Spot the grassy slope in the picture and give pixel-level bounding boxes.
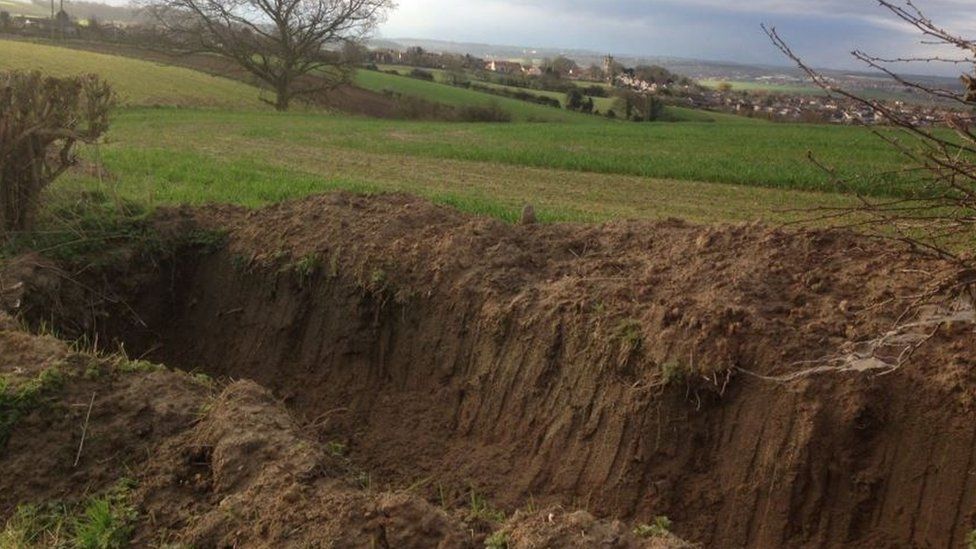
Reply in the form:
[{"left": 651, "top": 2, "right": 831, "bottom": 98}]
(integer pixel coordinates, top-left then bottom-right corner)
[
  {"left": 100, "top": 109, "right": 911, "bottom": 198},
  {"left": 363, "top": 67, "right": 733, "bottom": 123},
  {"left": 355, "top": 69, "right": 588, "bottom": 122},
  {"left": 0, "top": 39, "right": 266, "bottom": 108},
  {"left": 48, "top": 107, "right": 899, "bottom": 226},
  {"left": 0, "top": 0, "right": 48, "bottom": 16}
]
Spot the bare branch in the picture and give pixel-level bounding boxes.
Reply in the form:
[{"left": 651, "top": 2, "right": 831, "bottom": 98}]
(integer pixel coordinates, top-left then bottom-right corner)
[{"left": 763, "top": 2, "right": 976, "bottom": 271}]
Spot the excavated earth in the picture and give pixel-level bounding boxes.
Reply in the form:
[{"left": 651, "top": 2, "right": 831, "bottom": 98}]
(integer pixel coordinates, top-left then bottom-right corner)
[{"left": 3, "top": 191, "right": 976, "bottom": 547}]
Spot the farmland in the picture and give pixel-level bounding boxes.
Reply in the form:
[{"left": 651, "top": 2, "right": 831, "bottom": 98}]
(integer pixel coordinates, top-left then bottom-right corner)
[
  {"left": 2, "top": 27, "right": 975, "bottom": 549},
  {"left": 57, "top": 107, "right": 909, "bottom": 226},
  {"left": 367, "top": 64, "right": 736, "bottom": 122},
  {"left": 699, "top": 78, "right": 821, "bottom": 94}
]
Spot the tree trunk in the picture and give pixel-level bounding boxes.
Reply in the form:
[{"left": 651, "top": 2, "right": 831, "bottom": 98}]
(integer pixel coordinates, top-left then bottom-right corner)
[{"left": 275, "top": 83, "right": 290, "bottom": 111}]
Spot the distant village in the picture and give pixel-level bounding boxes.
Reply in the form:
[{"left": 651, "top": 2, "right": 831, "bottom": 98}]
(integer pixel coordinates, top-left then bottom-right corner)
[
  {"left": 0, "top": 1, "right": 131, "bottom": 41},
  {"left": 1, "top": 5, "right": 80, "bottom": 39},
  {"left": 369, "top": 48, "right": 963, "bottom": 126},
  {"left": 688, "top": 86, "right": 956, "bottom": 126}
]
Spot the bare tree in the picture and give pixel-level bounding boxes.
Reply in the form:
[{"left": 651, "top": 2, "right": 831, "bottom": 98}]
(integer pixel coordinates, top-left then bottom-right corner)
[
  {"left": 144, "top": 0, "right": 394, "bottom": 110},
  {"left": 764, "top": 1, "right": 976, "bottom": 283}
]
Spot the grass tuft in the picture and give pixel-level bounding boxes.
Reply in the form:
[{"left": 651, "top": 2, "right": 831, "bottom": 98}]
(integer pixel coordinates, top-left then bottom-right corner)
[
  {"left": 633, "top": 515, "right": 672, "bottom": 539},
  {"left": 484, "top": 530, "right": 509, "bottom": 549},
  {"left": 469, "top": 489, "right": 506, "bottom": 523},
  {"left": 0, "top": 480, "right": 137, "bottom": 549},
  {"left": 0, "top": 366, "right": 65, "bottom": 448}
]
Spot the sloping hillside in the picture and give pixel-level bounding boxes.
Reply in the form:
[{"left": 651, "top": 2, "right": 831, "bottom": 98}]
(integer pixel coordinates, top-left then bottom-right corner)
[{"left": 0, "top": 39, "right": 266, "bottom": 108}]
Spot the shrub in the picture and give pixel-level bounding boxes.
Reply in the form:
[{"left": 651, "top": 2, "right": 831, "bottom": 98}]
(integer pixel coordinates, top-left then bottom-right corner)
[
  {"left": 613, "top": 89, "right": 665, "bottom": 122},
  {"left": 454, "top": 103, "right": 512, "bottom": 123},
  {"left": 0, "top": 71, "right": 114, "bottom": 236},
  {"left": 565, "top": 88, "right": 585, "bottom": 111},
  {"left": 583, "top": 84, "right": 609, "bottom": 97},
  {"left": 408, "top": 68, "right": 435, "bottom": 81},
  {"left": 468, "top": 83, "right": 561, "bottom": 108}
]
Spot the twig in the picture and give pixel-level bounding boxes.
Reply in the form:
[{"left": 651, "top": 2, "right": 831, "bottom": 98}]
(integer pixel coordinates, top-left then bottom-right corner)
[{"left": 74, "top": 392, "right": 96, "bottom": 468}]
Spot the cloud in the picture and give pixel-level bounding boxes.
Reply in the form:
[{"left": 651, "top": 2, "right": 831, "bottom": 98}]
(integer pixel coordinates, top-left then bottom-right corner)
[{"left": 378, "top": 0, "right": 974, "bottom": 74}]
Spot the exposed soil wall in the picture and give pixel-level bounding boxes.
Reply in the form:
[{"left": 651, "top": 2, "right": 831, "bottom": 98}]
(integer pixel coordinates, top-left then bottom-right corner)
[
  {"left": 10, "top": 192, "right": 976, "bottom": 547},
  {"left": 1, "top": 319, "right": 678, "bottom": 547}
]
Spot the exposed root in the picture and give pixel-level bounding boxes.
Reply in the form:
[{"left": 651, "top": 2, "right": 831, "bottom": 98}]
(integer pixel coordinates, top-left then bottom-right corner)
[{"left": 740, "top": 296, "right": 975, "bottom": 383}]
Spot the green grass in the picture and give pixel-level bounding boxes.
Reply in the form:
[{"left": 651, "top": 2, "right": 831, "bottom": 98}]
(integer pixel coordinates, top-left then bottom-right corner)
[
  {"left": 95, "top": 108, "right": 913, "bottom": 198},
  {"left": 0, "top": 367, "right": 65, "bottom": 448},
  {"left": 0, "top": 39, "right": 267, "bottom": 108},
  {"left": 0, "top": 480, "right": 137, "bottom": 548},
  {"left": 633, "top": 516, "right": 673, "bottom": 539},
  {"left": 39, "top": 107, "right": 874, "bottom": 226}
]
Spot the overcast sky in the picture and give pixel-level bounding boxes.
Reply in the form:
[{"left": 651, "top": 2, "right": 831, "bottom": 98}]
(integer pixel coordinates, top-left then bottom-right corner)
[{"left": 378, "top": 0, "right": 975, "bottom": 73}]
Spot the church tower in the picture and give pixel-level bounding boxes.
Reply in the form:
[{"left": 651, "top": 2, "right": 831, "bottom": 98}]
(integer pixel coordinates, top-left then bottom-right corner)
[{"left": 603, "top": 54, "right": 616, "bottom": 83}]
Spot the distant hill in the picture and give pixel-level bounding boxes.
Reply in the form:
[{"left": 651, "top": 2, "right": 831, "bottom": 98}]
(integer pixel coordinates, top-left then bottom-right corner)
[
  {"left": 0, "top": 0, "right": 48, "bottom": 17},
  {"left": 1, "top": 0, "right": 141, "bottom": 23}
]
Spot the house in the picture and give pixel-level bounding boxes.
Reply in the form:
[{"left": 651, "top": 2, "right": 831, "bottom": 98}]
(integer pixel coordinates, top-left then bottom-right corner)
[
  {"left": 55, "top": 9, "right": 78, "bottom": 38},
  {"left": 369, "top": 49, "right": 403, "bottom": 64},
  {"left": 485, "top": 59, "right": 524, "bottom": 74}
]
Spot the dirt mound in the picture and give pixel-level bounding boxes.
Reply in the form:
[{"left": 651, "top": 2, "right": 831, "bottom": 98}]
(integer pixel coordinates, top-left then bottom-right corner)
[
  {"left": 0, "top": 314, "right": 209, "bottom": 519},
  {"left": 7, "top": 192, "right": 976, "bottom": 547},
  {"left": 0, "top": 316, "right": 683, "bottom": 547},
  {"left": 132, "top": 380, "right": 473, "bottom": 547}
]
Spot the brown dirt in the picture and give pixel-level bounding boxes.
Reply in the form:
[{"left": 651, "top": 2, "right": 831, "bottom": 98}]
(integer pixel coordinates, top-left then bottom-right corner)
[
  {"left": 5, "top": 191, "right": 976, "bottom": 547},
  {"left": 0, "top": 316, "right": 209, "bottom": 519},
  {"left": 0, "top": 317, "right": 680, "bottom": 547}
]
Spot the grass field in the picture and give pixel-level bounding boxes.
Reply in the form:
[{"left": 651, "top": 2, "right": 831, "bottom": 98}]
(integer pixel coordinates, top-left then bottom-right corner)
[
  {"left": 355, "top": 69, "right": 592, "bottom": 122},
  {"left": 359, "top": 67, "right": 730, "bottom": 123},
  {"left": 94, "top": 108, "right": 911, "bottom": 196},
  {"left": 56, "top": 109, "right": 856, "bottom": 224},
  {"left": 0, "top": 39, "right": 266, "bottom": 108},
  {"left": 699, "top": 79, "right": 821, "bottom": 94},
  {"left": 36, "top": 106, "right": 923, "bottom": 227}
]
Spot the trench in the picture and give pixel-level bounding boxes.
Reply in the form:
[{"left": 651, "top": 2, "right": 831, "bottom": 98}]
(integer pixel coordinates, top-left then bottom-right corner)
[{"left": 16, "top": 195, "right": 976, "bottom": 547}]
